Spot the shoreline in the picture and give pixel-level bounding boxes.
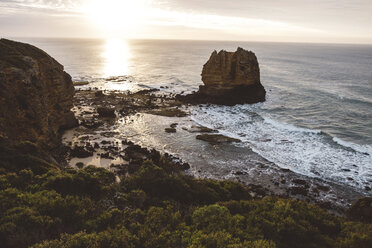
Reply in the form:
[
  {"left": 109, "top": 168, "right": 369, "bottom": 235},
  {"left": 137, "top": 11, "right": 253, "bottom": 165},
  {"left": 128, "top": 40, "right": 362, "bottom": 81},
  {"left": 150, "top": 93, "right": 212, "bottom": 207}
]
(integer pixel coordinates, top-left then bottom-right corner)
[
  {"left": 2, "top": 38, "right": 371, "bottom": 248},
  {"left": 63, "top": 87, "right": 370, "bottom": 214}
]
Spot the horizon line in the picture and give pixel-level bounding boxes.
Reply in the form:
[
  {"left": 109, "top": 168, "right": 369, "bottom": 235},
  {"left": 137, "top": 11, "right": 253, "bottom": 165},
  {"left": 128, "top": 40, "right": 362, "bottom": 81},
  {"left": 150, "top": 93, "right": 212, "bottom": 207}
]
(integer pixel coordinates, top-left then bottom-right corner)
[{"left": 3, "top": 36, "right": 372, "bottom": 46}]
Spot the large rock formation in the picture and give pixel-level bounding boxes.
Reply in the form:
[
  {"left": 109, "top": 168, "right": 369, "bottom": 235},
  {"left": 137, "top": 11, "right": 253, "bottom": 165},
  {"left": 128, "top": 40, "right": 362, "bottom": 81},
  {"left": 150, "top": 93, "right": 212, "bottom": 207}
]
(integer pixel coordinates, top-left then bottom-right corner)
[
  {"left": 0, "top": 39, "right": 77, "bottom": 148},
  {"left": 179, "top": 47, "right": 266, "bottom": 105}
]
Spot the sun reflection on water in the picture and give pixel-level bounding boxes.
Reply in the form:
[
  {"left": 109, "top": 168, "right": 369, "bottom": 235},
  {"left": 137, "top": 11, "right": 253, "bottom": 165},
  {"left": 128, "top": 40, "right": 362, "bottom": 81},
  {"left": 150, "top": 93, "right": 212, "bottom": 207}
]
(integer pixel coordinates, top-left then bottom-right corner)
[{"left": 102, "top": 39, "right": 131, "bottom": 77}]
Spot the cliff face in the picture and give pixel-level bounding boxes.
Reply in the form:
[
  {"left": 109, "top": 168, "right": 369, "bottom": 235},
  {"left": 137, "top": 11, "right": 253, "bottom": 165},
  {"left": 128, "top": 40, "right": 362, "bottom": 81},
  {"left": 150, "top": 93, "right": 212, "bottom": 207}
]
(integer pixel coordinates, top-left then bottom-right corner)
[
  {"left": 201, "top": 47, "right": 261, "bottom": 87},
  {"left": 0, "top": 39, "right": 77, "bottom": 148},
  {"left": 179, "top": 47, "right": 266, "bottom": 105}
]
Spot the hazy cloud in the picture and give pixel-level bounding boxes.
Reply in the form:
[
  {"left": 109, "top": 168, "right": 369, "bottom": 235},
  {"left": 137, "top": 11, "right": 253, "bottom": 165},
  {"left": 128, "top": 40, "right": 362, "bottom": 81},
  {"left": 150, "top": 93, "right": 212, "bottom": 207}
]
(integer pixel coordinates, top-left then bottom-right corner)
[{"left": 1, "top": 0, "right": 371, "bottom": 43}]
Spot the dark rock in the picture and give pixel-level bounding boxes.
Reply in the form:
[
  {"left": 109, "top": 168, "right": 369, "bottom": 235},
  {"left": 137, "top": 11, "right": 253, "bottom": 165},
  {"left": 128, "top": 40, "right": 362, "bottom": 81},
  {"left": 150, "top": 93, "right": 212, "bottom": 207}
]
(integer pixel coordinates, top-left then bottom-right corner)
[
  {"left": 196, "top": 134, "right": 241, "bottom": 143},
  {"left": 148, "top": 108, "right": 187, "bottom": 117},
  {"left": 85, "top": 143, "right": 94, "bottom": 151},
  {"left": 177, "top": 47, "right": 266, "bottom": 105},
  {"left": 174, "top": 162, "right": 191, "bottom": 171},
  {"left": 0, "top": 39, "right": 76, "bottom": 148},
  {"left": 101, "top": 152, "right": 113, "bottom": 159},
  {"left": 181, "top": 162, "right": 191, "bottom": 170},
  {"left": 60, "top": 112, "right": 79, "bottom": 130},
  {"left": 170, "top": 123, "right": 178, "bottom": 128},
  {"left": 186, "top": 125, "right": 217, "bottom": 133},
  {"left": 73, "top": 81, "right": 89, "bottom": 86},
  {"left": 75, "top": 162, "right": 84, "bottom": 169},
  {"left": 312, "top": 188, "right": 320, "bottom": 195},
  {"left": 165, "top": 128, "right": 177, "bottom": 133},
  {"left": 289, "top": 186, "right": 308, "bottom": 196},
  {"left": 135, "top": 88, "right": 159, "bottom": 95},
  {"left": 97, "top": 107, "right": 116, "bottom": 118},
  {"left": 94, "top": 91, "right": 104, "bottom": 97},
  {"left": 316, "top": 185, "right": 330, "bottom": 192},
  {"left": 292, "top": 179, "right": 309, "bottom": 187},
  {"left": 125, "top": 145, "right": 148, "bottom": 161},
  {"left": 81, "top": 119, "right": 104, "bottom": 129},
  {"left": 70, "top": 146, "right": 93, "bottom": 158}
]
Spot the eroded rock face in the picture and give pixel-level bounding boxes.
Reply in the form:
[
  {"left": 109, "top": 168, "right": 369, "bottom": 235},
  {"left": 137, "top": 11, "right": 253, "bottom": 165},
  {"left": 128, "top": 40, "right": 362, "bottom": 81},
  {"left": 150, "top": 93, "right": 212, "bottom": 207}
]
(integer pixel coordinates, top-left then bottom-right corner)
[
  {"left": 179, "top": 47, "right": 266, "bottom": 105},
  {"left": 0, "top": 39, "right": 77, "bottom": 148},
  {"left": 202, "top": 47, "right": 261, "bottom": 87}
]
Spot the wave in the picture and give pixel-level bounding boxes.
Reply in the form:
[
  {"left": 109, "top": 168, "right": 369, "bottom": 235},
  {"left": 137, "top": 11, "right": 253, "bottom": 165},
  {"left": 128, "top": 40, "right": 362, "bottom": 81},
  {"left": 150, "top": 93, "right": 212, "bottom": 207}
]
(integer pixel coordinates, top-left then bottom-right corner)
[
  {"left": 191, "top": 105, "right": 372, "bottom": 191},
  {"left": 263, "top": 117, "right": 322, "bottom": 134},
  {"left": 304, "top": 86, "right": 372, "bottom": 106},
  {"left": 264, "top": 117, "right": 372, "bottom": 156},
  {"left": 333, "top": 137, "right": 372, "bottom": 156}
]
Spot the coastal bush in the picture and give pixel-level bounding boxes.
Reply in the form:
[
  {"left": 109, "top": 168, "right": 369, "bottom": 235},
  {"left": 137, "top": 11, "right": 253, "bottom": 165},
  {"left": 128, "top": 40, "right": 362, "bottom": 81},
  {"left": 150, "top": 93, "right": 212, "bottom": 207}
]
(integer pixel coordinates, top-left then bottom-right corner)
[
  {"left": 43, "top": 165, "right": 116, "bottom": 198},
  {"left": 347, "top": 197, "right": 372, "bottom": 223},
  {"left": 121, "top": 160, "right": 252, "bottom": 205},
  {"left": 0, "top": 140, "right": 371, "bottom": 248},
  {"left": 0, "top": 139, "right": 57, "bottom": 174},
  {"left": 337, "top": 222, "right": 372, "bottom": 248}
]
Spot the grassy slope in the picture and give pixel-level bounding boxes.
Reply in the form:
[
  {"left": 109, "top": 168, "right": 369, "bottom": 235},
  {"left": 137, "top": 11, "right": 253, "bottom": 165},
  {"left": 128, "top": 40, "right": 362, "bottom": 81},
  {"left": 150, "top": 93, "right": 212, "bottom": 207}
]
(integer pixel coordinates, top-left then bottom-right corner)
[{"left": 0, "top": 138, "right": 371, "bottom": 248}]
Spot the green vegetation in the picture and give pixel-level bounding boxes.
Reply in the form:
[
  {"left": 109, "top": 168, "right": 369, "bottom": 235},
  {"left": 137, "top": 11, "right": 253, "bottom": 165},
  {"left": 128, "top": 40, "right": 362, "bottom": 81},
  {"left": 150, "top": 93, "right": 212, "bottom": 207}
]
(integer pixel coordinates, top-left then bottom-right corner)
[{"left": 0, "top": 138, "right": 371, "bottom": 248}]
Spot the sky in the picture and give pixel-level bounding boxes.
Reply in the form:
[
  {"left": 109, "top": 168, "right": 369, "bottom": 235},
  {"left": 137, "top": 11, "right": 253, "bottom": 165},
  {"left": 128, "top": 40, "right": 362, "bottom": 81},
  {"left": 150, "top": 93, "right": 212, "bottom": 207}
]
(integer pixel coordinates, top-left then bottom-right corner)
[{"left": 1, "top": 0, "right": 372, "bottom": 44}]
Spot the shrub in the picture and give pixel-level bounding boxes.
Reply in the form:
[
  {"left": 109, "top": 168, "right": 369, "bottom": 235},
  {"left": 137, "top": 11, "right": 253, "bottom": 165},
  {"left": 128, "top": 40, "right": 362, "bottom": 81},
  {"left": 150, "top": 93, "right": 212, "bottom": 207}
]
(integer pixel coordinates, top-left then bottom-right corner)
[{"left": 0, "top": 140, "right": 371, "bottom": 248}]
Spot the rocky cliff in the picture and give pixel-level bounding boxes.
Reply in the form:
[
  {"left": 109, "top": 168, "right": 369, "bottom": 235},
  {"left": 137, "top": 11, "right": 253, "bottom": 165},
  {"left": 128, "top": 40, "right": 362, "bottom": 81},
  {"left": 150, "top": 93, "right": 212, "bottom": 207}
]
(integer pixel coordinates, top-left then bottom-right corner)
[
  {"left": 0, "top": 39, "right": 77, "bottom": 148},
  {"left": 179, "top": 47, "right": 266, "bottom": 105}
]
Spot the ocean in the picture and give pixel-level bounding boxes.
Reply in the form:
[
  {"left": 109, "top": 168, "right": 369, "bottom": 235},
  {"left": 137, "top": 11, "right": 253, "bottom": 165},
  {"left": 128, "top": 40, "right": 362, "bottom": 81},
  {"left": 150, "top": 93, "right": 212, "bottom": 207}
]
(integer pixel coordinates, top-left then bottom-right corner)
[{"left": 18, "top": 38, "right": 372, "bottom": 193}]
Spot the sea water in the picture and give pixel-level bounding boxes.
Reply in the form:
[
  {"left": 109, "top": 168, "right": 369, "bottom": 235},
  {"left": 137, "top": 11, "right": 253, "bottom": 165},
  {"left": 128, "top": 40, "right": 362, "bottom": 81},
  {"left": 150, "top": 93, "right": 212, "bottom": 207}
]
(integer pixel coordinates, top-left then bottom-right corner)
[{"left": 18, "top": 38, "right": 372, "bottom": 192}]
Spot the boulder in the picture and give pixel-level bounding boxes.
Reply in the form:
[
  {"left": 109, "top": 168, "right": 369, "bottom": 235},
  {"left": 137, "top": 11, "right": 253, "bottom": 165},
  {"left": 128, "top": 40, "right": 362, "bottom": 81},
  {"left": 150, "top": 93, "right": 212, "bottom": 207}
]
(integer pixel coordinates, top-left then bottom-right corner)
[
  {"left": 185, "top": 125, "right": 217, "bottom": 133},
  {"left": 196, "top": 134, "right": 241, "bottom": 144},
  {"left": 0, "top": 39, "right": 77, "bottom": 148},
  {"left": 70, "top": 146, "right": 94, "bottom": 158},
  {"left": 97, "top": 106, "right": 116, "bottom": 118},
  {"left": 148, "top": 108, "right": 188, "bottom": 117},
  {"left": 179, "top": 47, "right": 266, "bottom": 105},
  {"left": 165, "top": 127, "right": 176, "bottom": 133}
]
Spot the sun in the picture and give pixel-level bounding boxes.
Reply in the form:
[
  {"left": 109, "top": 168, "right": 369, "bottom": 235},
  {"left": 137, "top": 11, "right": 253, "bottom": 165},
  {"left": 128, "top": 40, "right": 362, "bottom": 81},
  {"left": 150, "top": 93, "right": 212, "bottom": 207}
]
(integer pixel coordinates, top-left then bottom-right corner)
[{"left": 84, "top": 0, "right": 151, "bottom": 36}]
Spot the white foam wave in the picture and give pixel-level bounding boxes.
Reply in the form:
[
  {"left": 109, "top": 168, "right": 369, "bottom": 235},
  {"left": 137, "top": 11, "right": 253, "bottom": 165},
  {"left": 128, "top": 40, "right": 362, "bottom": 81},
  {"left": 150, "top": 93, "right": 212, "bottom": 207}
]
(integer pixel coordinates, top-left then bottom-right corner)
[
  {"left": 263, "top": 117, "right": 322, "bottom": 134},
  {"left": 333, "top": 137, "right": 372, "bottom": 156},
  {"left": 191, "top": 105, "right": 372, "bottom": 190}
]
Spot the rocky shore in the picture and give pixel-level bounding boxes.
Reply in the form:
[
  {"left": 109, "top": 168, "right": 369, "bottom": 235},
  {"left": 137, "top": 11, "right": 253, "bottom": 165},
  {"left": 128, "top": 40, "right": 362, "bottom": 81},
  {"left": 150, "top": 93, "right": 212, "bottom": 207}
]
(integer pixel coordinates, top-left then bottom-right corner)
[
  {"left": 0, "top": 39, "right": 368, "bottom": 213},
  {"left": 64, "top": 87, "right": 370, "bottom": 214},
  {"left": 0, "top": 39, "right": 371, "bottom": 248}
]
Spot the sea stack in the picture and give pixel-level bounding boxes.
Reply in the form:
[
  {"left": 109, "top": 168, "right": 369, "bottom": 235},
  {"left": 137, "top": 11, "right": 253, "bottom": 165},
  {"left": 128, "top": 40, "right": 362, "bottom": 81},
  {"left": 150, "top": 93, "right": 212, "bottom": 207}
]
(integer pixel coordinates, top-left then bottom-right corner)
[
  {"left": 0, "top": 39, "right": 77, "bottom": 148},
  {"left": 180, "top": 47, "right": 266, "bottom": 105}
]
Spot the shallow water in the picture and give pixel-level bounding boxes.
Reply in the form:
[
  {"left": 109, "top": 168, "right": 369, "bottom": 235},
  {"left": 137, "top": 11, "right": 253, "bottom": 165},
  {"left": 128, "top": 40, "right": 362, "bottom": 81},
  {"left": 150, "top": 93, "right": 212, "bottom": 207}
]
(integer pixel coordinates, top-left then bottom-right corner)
[{"left": 21, "top": 38, "right": 372, "bottom": 193}]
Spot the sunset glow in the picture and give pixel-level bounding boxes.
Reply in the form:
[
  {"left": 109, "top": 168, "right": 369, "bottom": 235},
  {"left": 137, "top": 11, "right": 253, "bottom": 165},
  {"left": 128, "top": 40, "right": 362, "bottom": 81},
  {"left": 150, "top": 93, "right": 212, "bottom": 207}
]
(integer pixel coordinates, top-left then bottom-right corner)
[
  {"left": 102, "top": 39, "right": 131, "bottom": 77},
  {"left": 84, "top": 0, "right": 151, "bottom": 36},
  {"left": 1, "top": 1, "right": 371, "bottom": 43}
]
